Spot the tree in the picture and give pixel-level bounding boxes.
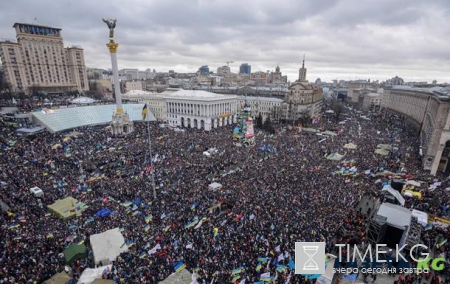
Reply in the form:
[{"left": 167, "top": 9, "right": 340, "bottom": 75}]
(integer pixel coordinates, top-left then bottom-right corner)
[
  {"left": 331, "top": 99, "right": 344, "bottom": 122},
  {"left": 0, "top": 70, "right": 12, "bottom": 99},
  {"left": 263, "top": 115, "right": 275, "bottom": 134},
  {"left": 256, "top": 113, "right": 263, "bottom": 128}
]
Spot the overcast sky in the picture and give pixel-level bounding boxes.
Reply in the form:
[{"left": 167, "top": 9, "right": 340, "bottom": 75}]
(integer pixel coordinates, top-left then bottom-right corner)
[{"left": 1, "top": 0, "right": 449, "bottom": 83}]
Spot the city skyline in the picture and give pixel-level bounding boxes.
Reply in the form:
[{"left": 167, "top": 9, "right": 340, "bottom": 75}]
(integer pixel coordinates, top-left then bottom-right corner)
[{"left": 1, "top": 0, "right": 449, "bottom": 83}]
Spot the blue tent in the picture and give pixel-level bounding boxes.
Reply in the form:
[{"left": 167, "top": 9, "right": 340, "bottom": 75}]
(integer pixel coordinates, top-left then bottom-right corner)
[{"left": 95, "top": 208, "right": 112, "bottom": 218}]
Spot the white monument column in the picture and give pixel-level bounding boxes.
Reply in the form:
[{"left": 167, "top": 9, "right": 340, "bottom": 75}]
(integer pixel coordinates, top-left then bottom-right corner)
[{"left": 103, "top": 18, "right": 133, "bottom": 136}]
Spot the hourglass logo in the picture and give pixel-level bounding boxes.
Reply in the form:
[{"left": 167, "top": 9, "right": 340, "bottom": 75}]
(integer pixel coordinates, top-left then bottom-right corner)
[{"left": 295, "top": 242, "right": 325, "bottom": 274}]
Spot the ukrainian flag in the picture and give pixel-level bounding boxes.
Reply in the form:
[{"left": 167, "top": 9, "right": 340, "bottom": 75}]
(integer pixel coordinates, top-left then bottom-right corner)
[
  {"left": 118, "top": 227, "right": 125, "bottom": 232},
  {"left": 139, "top": 252, "right": 147, "bottom": 259},
  {"left": 232, "top": 275, "right": 241, "bottom": 282},
  {"left": 232, "top": 268, "right": 242, "bottom": 275},
  {"left": 122, "top": 201, "right": 133, "bottom": 207},
  {"left": 173, "top": 261, "right": 186, "bottom": 273},
  {"left": 144, "top": 224, "right": 151, "bottom": 232},
  {"left": 256, "top": 262, "right": 262, "bottom": 271},
  {"left": 8, "top": 223, "right": 20, "bottom": 230},
  {"left": 78, "top": 240, "right": 85, "bottom": 245},
  {"left": 145, "top": 215, "right": 153, "bottom": 223},
  {"left": 213, "top": 227, "right": 219, "bottom": 238},
  {"left": 164, "top": 225, "right": 171, "bottom": 232},
  {"left": 142, "top": 104, "right": 148, "bottom": 120}
]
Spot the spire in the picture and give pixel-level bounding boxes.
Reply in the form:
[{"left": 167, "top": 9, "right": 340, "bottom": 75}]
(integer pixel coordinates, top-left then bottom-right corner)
[{"left": 299, "top": 54, "right": 307, "bottom": 82}]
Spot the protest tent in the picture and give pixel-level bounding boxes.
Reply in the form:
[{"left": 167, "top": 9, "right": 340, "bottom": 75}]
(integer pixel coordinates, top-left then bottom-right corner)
[
  {"left": 375, "top": 148, "right": 390, "bottom": 156},
  {"left": 95, "top": 208, "right": 113, "bottom": 218},
  {"left": 91, "top": 280, "right": 115, "bottom": 284},
  {"left": 90, "top": 228, "right": 128, "bottom": 265},
  {"left": 64, "top": 243, "right": 87, "bottom": 264},
  {"left": 343, "top": 143, "right": 357, "bottom": 149},
  {"left": 30, "top": 186, "right": 44, "bottom": 197},
  {"left": 208, "top": 182, "right": 223, "bottom": 191},
  {"left": 302, "top": 128, "right": 319, "bottom": 134},
  {"left": 377, "top": 144, "right": 392, "bottom": 150},
  {"left": 77, "top": 265, "right": 112, "bottom": 284},
  {"left": 43, "top": 271, "right": 72, "bottom": 284},
  {"left": 47, "top": 197, "right": 87, "bottom": 219},
  {"left": 322, "top": 130, "right": 337, "bottom": 136},
  {"left": 406, "top": 180, "right": 421, "bottom": 187},
  {"left": 326, "top": 153, "right": 344, "bottom": 161},
  {"left": 159, "top": 269, "right": 196, "bottom": 284}
]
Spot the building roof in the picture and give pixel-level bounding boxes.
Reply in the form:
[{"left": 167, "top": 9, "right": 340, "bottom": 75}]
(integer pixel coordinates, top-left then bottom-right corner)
[
  {"left": 163, "top": 90, "right": 237, "bottom": 101},
  {"left": 32, "top": 104, "right": 156, "bottom": 133},
  {"left": 376, "top": 203, "right": 411, "bottom": 230},
  {"left": 71, "top": 97, "right": 96, "bottom": 104},
  {"left": 238, "top": 96, "right": 284, "bottom": 103},
  {"left": 13, "top": 23, "right": 61, "bottom": 30},
  {"left": 390, "top": 85, "right": 450, "bottom": 97},
  {"left": 123, "top": 90, "right": 155, "bottom": 97}
]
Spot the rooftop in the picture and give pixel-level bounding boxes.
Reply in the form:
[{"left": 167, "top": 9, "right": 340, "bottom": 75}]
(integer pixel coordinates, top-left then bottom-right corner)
[
  {"left": 238, "top": 96, "right": 284, "bottom": 102},
  {"left": 163, "top": 90, "right": 237, "bottom": 101},
  {"left": 390, "top": 85, "right": 450, "bottom": 98}
]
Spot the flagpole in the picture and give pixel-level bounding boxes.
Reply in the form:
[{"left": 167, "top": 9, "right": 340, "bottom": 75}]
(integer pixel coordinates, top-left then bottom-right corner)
[{"left": 145, "top": 114, "right": 157, "bottom": 199}]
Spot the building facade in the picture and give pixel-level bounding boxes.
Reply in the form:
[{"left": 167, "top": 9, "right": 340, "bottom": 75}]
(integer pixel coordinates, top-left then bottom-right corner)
[
  {"left": 239, "top": 63, "right": 251, "bottom": 75},
  {"left": 0, "top": 23, "right": 88, "bottom": 95},
  {"left": 360, "top": 93, "right": 382, "bottom": 111},
  {"left": 348, "top": 80, "right": 378, "bottom": 103},
  {"left": 383, "top": 86, "right": 450, "bottom": 175},
  {"left": 217, "top": 66, "right": 230, "bottom": 75},
  {"left": 238, "top": 96, "right": 283, "bottom": 121},
  {"left": 283, "top": 82, "right": 323, "bottom": 121},
  {"left": 164, "top": 90, "right": 238, "bottom": 131}
]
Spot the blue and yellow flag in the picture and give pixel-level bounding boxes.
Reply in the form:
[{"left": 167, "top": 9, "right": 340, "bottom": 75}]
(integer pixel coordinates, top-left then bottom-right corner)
[
  {"left": 142, "top": 104, "right": 148, "bottom": 120},
  {"left": 145, "top": 215, "right": 153, "bottom": 223},
  {"left": 173, "top": 261, "right": 186, "bottom": 273}
]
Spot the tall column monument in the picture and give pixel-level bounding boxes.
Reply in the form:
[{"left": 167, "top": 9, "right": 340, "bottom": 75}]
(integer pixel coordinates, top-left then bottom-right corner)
[{"left": 103, "top": 18, "right": 133, "bottom": 136}]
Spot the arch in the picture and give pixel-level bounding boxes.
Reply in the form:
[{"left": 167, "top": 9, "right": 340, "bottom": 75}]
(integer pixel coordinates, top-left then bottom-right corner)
[
  {"left": 193, "top": 119, "right": 198, "bottom": 129},
  {"left": 200, "top": 120, "right": 205, "bottom": 130},
  {"left": 187, "top": 118, "right": 191, "bottom": 128},
  {"left": 181, "top": 117, "right": 185, "bottom": 128},
  {"left": 211, "top": 118, "right": 215, "bottom": 128}
]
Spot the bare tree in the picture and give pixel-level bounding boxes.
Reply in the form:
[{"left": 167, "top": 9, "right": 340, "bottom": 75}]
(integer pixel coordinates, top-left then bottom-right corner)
[{"left": 331, "top": 99, "right": 344, "bottom": 122}]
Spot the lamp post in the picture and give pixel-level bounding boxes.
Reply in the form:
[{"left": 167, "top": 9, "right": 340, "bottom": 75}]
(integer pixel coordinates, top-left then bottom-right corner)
[{"left": 146, "top": 118, "right": 157, "bottom": 199}]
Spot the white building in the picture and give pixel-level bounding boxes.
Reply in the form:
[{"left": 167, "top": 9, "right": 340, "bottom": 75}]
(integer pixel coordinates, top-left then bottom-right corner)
[
  {"left": 122, "top": 90, "right": 166, "bottom": 121},
  {"left": 238, "top": 96, "right": 283, "bottom": 121},
  {"left": 124, "top": 81, "right": 143, "bottom": 92},
  {"left": 164, "top": 90, "right": 238, "bottom": 131}
]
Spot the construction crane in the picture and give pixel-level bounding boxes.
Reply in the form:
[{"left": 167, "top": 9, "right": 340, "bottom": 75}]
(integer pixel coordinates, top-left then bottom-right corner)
[{"left": 226, "top": 61, "right": 234, "bottom": 67}]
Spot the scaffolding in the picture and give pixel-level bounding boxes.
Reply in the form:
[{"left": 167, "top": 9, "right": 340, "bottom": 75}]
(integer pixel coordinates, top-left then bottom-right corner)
[{"left": 366, "top": 215, "right": 387, "bottom": 246}]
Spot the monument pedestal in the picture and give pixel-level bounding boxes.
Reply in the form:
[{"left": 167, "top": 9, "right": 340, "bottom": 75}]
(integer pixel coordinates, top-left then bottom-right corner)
[{"left": 110, "top": 112, "right": 134, "bottom": 136}]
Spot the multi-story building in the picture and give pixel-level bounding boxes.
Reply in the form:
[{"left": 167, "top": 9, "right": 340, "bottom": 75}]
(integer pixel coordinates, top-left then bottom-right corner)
[
  {"left": 383, "top": 86, "right": 450, "bottom": 175},
  {"left": 267, "top": 65, "right": 287, "bottom": 84},
  {"left": 239, "top": 63, "right": 251, "bottom": 75},
  {"left": 348, "top": 80, "right": 378, "bottom": 103},
  {"left": 217, "top": 66, "right": 230, "bottom": 75},
  {"left": 251, "top": 71, "right": 268, "bottom": 85},
  {"left": 238, "top": 96, "right": 283, "bottom": 121},
  {"left": 124, "top": 81, "right": 143, "bottom": 92},
  {"left": 197, "top": 65, "right": 210, "bottom": 75},
  {"left": 118, "top": 69, "right": 139, "bottom": 80},
  {"left": 281, "top": 58, "right": 323, "bottom": 121},
  {"left": 360, "top": 93, "right": 382, "bottom": 111},
  {"left": 0, "top": 23, "right": 88, "bottom": 95},
  {"left": 164, "top": 89, "right": 238, "bottom": 131},
  {"left": 283, "top": 82, "right": 323, "bottom": 120}
]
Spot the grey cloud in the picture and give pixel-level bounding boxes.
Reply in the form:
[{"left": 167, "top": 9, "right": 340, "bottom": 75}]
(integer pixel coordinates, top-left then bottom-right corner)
[{"left": 0, "top": 0, "right": 449, "bottom": 82}]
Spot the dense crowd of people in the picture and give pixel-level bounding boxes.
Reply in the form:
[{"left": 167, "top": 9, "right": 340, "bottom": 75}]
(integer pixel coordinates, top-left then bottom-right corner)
[{"left": 1, "top": 100, "right": 450, "bottom": 284}]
